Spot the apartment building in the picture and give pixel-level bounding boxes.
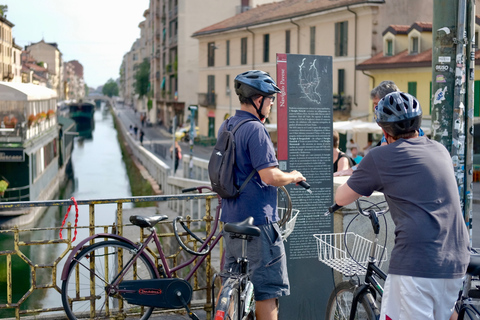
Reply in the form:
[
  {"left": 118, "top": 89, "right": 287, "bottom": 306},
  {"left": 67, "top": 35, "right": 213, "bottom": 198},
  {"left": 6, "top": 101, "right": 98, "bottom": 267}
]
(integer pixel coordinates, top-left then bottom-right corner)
[
  {"left": 121, "top": 0, "right": 272, "bottom": 130},
  {"left": 0, "top": 15, "right": 14, "bottom": 82},
  {"left": 12, "top": 41, "right": 22, "bottom": 83},
  {"left": 192, "top": 0, "right": 434, "bottom": 138},
  {"left": 63, "top": 60, "right": 85, "bottom": 101},
  {"left": 25, "top": 40, "right": 64, "bottom": 99}
]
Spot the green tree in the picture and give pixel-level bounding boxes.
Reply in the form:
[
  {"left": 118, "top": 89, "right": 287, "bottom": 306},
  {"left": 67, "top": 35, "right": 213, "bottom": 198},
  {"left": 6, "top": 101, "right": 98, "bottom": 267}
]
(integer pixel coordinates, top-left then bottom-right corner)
[
  {"left": 134, "top": 58, "right": 150, "bottom": 98},
  {"left": 0, "top": 5, "right": 7, "bottom": 17},
  {"left": 102, "top": 78, "right": 119, "bottom": 97}
]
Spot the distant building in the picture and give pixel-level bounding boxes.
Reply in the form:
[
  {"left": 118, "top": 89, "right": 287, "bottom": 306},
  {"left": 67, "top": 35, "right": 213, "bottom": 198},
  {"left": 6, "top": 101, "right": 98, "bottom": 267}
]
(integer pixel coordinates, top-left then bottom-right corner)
[
  {"left": 12, "top": 41, "right": 22, "bottom": 83},
  {"left": 20, "top": 50, "right": 49, "bottom": 86},
  {"left": 63, "top": 60, "right": 85, "bottom": 101},
  {"left": 25, "top": 40, "right": 64, "bottom": 99},
  {"left": 120, "top": 0, "right": 265, "bottom": 130},
  {"left": 0, "top": 15, "right": 15, "bottom": 82}
]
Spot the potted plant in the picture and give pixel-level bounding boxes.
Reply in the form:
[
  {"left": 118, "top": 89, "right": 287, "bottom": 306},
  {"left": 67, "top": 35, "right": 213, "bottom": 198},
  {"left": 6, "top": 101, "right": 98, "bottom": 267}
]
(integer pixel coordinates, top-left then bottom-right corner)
[
  {"left": 47, "top": 109, "right": 55, "bottom": 119},
  {"left": 38, "top": 111, "right": 47, "bottom": 122},
  {"left": 3, "top": 116, "right": 18, "bottom": 128},
  {"left": 0, "top": 180, "right": 8, "bottom": 197},
  {"left": 28, "top": 114, "right": 37, "bottom": 127}
]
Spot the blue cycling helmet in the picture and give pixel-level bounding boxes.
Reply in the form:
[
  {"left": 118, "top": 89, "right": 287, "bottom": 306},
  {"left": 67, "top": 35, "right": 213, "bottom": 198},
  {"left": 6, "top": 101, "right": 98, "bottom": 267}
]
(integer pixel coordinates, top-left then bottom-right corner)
[
  {"left": 234, "top": 70, "right": 281, "bottom": 98},
  {"left": 234, "top": 70, "right": 280, "bottom": 121},
  {"left": 375, "top": 91, "right": 422, "bottom": 137}
]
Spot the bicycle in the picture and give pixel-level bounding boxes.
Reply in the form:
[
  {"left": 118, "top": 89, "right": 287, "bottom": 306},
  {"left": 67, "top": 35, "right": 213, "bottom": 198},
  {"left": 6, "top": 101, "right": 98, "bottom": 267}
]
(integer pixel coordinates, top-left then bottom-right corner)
[
  {"left": 314, "top": 199, "right": 389, "bottom": 320},
  {"left": 211, "top": 182, "right": 308, "bottom": 320},
  {"left": 454, "top": 249, "right": 480, "bottom": 319},
  {"left": 212, "top": 217, "right": 260, "bottom": 320},
  {"left": 60, "top": 185, "right": 223, "bottom": 320}
]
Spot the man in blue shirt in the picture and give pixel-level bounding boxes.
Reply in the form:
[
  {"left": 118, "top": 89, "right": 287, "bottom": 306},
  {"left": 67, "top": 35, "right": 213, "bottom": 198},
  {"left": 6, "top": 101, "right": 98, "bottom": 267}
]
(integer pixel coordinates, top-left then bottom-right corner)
[{"left": 221, "top": 70, "right": 306, "bottom": 320}]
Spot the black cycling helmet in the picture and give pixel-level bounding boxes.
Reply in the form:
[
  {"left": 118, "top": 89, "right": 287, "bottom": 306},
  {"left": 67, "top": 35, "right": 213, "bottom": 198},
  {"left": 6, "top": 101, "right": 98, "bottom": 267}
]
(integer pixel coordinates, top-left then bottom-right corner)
[
  {"left": 234, "top": 70, "right": 281, "bottom": 97},
  {"left": 375, "top": 91, "right": 422, "bottom": 137},
  {"left": 234, "top": 70, "right": 281, "bottom": 121}
]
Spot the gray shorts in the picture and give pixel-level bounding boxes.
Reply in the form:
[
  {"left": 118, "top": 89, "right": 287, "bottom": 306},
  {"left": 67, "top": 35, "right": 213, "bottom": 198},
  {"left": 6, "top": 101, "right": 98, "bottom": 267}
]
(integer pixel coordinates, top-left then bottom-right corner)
[{"left": 223, "top": 223, "right": 290, "bottom": 301}]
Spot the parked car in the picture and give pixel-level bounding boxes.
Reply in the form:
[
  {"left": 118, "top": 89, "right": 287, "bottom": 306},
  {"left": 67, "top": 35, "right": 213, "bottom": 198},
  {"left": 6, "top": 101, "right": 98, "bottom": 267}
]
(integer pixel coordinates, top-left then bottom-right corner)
[{"left": 175, "top": 126, "right": 199, "bottom": 142}]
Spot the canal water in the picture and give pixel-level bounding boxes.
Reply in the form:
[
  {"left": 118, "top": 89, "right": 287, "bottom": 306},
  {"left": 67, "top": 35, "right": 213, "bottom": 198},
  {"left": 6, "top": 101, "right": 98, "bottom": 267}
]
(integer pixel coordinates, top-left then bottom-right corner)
[{"left": 0, "top": 104, "right": 133, "bottom": 317}]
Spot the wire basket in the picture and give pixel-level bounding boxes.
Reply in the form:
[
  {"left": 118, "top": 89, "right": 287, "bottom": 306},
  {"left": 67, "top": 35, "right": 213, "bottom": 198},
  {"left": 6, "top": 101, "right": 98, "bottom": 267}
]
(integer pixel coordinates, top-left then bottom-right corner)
[
  {"left": 278, "top": 208, "right": 300, "bottom": 240},
  {"left": 313, "top": 232, "right": 388, "bottom": 276}
]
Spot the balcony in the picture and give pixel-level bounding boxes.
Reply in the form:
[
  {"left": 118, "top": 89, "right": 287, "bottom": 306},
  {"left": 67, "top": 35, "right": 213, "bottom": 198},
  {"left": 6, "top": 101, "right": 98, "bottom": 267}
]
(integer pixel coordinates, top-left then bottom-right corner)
[{"left": 198, "top": 93, "right": 216, "bottom": 108}]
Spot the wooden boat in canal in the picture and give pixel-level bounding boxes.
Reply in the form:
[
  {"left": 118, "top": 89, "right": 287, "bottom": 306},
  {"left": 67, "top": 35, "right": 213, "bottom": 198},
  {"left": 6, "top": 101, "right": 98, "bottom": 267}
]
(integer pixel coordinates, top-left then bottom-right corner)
[{"left": 68, "top": 101, "right": 95, "bottom": 138}]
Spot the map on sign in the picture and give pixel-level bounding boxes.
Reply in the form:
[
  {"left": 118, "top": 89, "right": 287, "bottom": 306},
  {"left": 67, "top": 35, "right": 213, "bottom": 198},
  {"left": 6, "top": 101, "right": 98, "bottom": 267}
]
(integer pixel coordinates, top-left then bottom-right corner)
[{"left": 298, "top": 57, "right": 322, "bottom": 104}]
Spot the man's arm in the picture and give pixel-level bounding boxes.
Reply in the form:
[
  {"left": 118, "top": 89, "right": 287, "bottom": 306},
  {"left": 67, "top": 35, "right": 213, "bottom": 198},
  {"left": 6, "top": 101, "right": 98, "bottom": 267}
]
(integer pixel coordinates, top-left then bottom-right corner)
[
  {"left": 335, "top": 182, "right": 362, "bottom": 206},
  {"left": 258, "top": 166, "right": 305, "bottom": 187}
]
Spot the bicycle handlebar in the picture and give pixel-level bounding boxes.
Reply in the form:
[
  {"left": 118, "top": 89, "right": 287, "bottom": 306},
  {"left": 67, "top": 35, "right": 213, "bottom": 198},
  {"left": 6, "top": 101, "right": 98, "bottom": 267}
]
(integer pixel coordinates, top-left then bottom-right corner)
[
  {"left": 173, "top": 216, "right": 210, "bottom": 256},
  {"left": 182, "top": 186, "right": 213, "bottom": 194}
]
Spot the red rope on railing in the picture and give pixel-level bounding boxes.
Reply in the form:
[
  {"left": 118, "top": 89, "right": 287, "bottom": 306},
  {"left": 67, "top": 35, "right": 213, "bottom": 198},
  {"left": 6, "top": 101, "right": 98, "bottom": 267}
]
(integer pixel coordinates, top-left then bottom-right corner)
[{"left": 59, "top": 197, "right": 79, "bottom": 242}]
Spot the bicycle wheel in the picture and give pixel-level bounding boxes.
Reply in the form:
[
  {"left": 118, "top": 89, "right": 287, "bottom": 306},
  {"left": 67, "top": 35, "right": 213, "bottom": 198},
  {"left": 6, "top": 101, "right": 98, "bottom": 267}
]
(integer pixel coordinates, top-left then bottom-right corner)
[
  {"left": 214, "top": 278, "right": 241, "bottom": 320},
  {"left": 458, "top": 305, "right": 480, "bottom": 320},
  {"left": 61, "top": 240, "right": 157, "bottom": 320},
  {"left": 325, "top": 281, "right": 378, "bottom": 320}
]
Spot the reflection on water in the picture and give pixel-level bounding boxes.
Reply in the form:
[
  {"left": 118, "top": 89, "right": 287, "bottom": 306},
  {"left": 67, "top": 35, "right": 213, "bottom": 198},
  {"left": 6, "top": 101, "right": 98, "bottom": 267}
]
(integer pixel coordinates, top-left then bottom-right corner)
[{"left": 0, "top": 104, "right": 133, "bottom": 317}]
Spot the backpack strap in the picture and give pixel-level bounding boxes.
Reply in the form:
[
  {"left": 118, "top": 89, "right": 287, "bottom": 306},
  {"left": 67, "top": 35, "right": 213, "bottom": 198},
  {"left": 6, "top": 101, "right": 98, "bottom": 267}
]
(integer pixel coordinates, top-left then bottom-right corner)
[{"left": 229, "top": 117, "right": 259, "bottom": 194}]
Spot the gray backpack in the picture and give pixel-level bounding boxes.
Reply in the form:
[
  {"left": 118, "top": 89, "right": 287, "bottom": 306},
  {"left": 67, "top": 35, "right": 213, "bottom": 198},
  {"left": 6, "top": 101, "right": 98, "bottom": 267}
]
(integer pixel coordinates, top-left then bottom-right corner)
[{"left": 208, "top": 118, "right": 256, "bottom": 199}]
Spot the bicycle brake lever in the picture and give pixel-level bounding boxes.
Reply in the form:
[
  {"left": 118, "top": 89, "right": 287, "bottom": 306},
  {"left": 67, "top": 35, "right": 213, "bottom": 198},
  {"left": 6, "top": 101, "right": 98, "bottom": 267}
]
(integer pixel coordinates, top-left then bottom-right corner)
[{"left": 297, "top": 181, "right": 312, "bottom": 194}]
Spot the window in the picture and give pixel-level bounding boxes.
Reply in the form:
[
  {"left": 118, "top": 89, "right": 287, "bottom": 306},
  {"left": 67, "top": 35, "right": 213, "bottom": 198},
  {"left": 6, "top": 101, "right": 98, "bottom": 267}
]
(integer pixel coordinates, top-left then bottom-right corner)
[
  {"left": 226, "top": 40, "right": 230, "bottom": 66},
  {"left": 310, "top": 26, "right": 316, "bottom": 55},
  {"left": 226, "top": 74, "right": 230, "bottom": 92},
  {"left": 335, "top": 21, "right": 348, "bottom": 57},
  {"left": 338, "top": 69, "right": 345, "bottom": 95},
  {"left": 411, "top": 37, "right": 419, "bottom": 54},
  {"left": 407, "top": 82, "right": 417, "bottom": 97},
  {"left": 285, "top": 30, "right": 291, "bottom": 54},
  {"left": 241, "top": 37, "right": 247, "bottom": 65},
  {"left": 207, "top": 75, "right": 215, "bottom": 105},
  {"left": 475, "top": 31, "right": 479, "bottom": 49},
  {"left": 208, "top": 42, "right": 215, "bottom": 67},
  {"left": 386, "top": 39, "right": 393, "bottom": 56},
  {"left": 263, "top": 34, "right": 270, "bottom": 63}
]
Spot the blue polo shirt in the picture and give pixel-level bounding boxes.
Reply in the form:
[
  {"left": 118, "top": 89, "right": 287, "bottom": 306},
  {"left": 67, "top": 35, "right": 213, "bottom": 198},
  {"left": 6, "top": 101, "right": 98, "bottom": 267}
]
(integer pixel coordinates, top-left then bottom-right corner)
[{"left": 220, "top": 110, "right": 279, "bottom": 225}]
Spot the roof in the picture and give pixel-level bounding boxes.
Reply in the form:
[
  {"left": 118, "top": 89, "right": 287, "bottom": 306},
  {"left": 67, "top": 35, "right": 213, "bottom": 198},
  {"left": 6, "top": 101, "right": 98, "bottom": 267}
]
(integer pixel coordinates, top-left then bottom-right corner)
[
  {"left": 357, "top": 49, "right": 432, "bottom": 70},
  {"left": 192, "top": 0, "right": 385, "bottom": 36},
  {"left": 408, "top": 21, "right": 432, "bottom": 33},
  {"left": 0, "top": 82, "right": 56, "bottom": 101},
  {"left": 382, "top": 25, "right": 409, "bottom": 36}
]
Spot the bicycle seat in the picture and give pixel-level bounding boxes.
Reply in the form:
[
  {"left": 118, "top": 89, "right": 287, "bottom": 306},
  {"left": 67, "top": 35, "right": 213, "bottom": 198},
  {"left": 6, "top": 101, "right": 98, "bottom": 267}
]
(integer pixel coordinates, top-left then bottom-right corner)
[
  {"left": 130, "top": 215, "right": 169, "bottom": 228},
  {"left": 467, "top": 254, "right": 480, "bottom": 276},
  {"left": 224, "top": 217, "right": 261, "bottom": 237}
]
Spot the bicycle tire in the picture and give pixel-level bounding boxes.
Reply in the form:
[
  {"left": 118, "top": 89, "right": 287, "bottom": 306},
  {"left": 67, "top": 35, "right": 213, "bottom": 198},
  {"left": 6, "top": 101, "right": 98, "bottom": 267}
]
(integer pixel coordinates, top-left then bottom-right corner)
[
  {"left": 214, "top": 280, "right": 240, "bottom": 320},
  {"left": 61, "top": 240, "right": 157, "bottom": 320},
  {"left": 325, "top": 281, "right": 378, "bottom": 320},
  {"left": 458, "top": 304, "right": 480, "bottom": 320}
]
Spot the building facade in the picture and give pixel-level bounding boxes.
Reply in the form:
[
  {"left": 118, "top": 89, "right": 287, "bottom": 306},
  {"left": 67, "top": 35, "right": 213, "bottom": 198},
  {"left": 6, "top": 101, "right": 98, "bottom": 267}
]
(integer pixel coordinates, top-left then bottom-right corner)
[
  {"left": 192, "top": 0, "right": 436, "bottom": 140},
  {"left": 121, "top": 0, "right": 271, "bottom": 132},
  {"left": 0, "top": 15, "right": 14, "bottom": 82},
  {"left": 25, "top": 40, "right": 64, "bottom": 99}
]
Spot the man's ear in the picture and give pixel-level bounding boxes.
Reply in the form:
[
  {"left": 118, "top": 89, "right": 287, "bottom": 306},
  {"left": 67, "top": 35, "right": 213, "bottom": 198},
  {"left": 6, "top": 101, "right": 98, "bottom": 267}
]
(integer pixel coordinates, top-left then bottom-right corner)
[{"left": 382, "top": 128, "right": 389, "bottom": 140}]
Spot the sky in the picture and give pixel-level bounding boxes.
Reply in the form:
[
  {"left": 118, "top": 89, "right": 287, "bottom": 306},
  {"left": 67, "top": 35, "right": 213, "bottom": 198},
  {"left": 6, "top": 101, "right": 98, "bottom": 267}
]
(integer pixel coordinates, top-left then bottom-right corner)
[{"left": 3, "top": 0, "right": 150, "bottom": 89}]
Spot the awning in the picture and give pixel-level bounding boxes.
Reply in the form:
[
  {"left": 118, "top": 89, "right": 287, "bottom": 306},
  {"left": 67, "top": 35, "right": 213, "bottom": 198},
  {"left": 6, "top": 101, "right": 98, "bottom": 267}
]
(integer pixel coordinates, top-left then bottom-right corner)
[
  {"left": 0, "top": 81, "right": 57, "bottom": 101},
  {"left": 333, "top": 120, "right": 431, "bottom": 135}
]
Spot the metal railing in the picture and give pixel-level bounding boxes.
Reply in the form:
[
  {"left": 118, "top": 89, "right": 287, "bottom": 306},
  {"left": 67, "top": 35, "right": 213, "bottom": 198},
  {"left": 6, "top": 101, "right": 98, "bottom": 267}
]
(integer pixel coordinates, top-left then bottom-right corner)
[{"left": 0, "top": 193, "right": 220, "bottom": 319}]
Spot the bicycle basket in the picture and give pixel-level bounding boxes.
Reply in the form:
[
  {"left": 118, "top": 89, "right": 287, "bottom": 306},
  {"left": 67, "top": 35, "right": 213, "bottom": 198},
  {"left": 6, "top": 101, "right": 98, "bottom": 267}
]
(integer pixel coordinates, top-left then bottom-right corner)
[
  {"left": 313, "top": 232, "right": 388, "bottom": 276},
  {"left": 278, "top": 207, "right": 299, "bottom": 240}
]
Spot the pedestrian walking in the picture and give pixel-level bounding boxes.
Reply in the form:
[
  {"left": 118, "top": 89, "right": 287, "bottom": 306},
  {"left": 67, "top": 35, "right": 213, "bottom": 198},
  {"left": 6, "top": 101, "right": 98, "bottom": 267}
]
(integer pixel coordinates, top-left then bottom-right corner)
[
  {"left": 133, "top": 125, "right": 138, "bottom": 139},
  {"left": 139, "top": 130, "right": 145, "bottom": 145}
]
